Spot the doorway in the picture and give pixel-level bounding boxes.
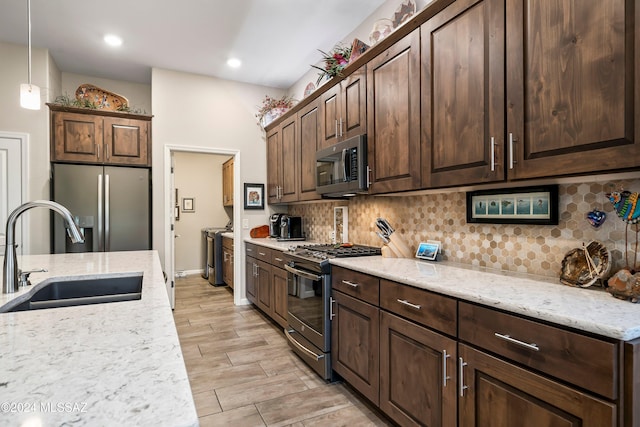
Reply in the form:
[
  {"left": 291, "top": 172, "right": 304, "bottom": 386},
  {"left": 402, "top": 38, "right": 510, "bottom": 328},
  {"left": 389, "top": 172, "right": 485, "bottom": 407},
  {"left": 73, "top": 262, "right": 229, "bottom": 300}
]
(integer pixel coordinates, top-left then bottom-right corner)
[
  {"left": 0, "top": 132, "right": 28, "bottom": 256},
  {"left": 163, "top": 145, "right": 241, "bottom": 308}
]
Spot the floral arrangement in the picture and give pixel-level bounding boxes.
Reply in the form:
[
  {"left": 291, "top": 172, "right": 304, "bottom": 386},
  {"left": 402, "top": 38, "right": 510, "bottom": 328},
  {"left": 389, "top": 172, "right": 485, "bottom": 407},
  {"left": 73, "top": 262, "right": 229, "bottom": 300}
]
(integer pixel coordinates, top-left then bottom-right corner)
[
  {"left": 311, "top": 43, "right": 353, "bottom": 85},
  {"left": 256, "top": 94, "right": 296, "bottom": 127}
]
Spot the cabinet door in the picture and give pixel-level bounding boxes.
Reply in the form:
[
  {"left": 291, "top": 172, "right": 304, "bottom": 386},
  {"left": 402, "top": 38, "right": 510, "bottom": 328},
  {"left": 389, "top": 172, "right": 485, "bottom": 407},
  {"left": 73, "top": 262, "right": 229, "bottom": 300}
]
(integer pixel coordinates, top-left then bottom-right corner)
[
  {"left": 380, "top": 311, "right": 457, "bottom": 427},
  {"left": 271, "top": 266, "right": 289, "bottom": 328},
  {"left": 367, "top": 29, "right": 422, "bottom": 194},
  {"left": 266, "top": 126, "right": 282, "bottom": 204},
  {"left": 280, "top": 115, "right": 298, "bottom": 202},
  {"left": 245, "top": 257, "right": 257, "bottom": 304},
  {"left": 51, "top": 112, "right": 103, "bottom": 163},
  {"left": 422, "top": 0, "right": 505, "bottom": 188},
  {"left": 341, "top": 66, "right": 367, "bottom": 140},
  {"left": 256, "top": 260, "right": 272, "bottom": 315},
  {"left": 222, "top": 247, "right": 231, "bottom": 286},
  {"left": 506, "top": 0, "right": 639, "bottom": 179},
  {"left": 458, "top": 344, "right": 616, "bottom": 427},
  {"left": 331, "top": 290, "right": 380, "bottom": 405},
  {"left": 103, "top": 117, "right": 150, "bottom": 166},
  {"left": 223, "top": 158, "right": 234, "bottom": 207},
  {"left": 320, "top": 84, "right": 341, "bottom": 148},
  {"left": 298, "top": 101, "right": 322, "bottom": 201}
]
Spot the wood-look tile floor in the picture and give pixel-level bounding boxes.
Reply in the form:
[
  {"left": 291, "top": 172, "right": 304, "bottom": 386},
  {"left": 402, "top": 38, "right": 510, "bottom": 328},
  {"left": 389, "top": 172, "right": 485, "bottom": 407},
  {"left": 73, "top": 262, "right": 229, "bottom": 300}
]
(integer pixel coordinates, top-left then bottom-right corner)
[{"left": 173, "top": 274, "right": 391, "bottom": 427}]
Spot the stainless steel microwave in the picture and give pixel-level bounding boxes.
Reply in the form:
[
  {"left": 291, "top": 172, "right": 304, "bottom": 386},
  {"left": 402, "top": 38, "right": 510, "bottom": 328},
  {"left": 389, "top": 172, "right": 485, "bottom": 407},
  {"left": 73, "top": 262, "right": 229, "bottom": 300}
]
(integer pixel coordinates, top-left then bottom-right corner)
[{"left": 315, "top": 135, "right": 368, "bottom": 197}]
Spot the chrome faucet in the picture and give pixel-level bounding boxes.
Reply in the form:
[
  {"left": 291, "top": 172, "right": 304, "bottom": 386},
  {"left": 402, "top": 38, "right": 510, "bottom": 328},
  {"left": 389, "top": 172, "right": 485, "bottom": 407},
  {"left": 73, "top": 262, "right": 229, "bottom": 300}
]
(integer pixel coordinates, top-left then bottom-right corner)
[{"left": 2, "top": 200, "right": 84, "bottom": 294}]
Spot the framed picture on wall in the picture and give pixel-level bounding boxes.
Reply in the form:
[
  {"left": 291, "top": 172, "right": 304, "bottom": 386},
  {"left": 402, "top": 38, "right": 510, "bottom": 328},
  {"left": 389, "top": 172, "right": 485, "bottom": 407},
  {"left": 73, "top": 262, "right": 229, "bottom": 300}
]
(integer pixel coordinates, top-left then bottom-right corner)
[
  {"left": 466, "top": 185, "right": 559, "bottom": 225},
  {"left": 244, "top": 183, "right": 264, "bottom": 210},
  {"left": 182, "top": 197, "right": 195, "bottom": 212}
]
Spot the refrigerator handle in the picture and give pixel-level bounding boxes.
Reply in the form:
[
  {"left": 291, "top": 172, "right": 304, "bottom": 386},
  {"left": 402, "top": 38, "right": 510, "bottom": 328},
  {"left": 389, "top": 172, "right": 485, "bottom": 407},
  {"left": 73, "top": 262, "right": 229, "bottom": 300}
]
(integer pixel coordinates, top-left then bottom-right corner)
[
  {"left": 105, "top": 173, "right": 110, "bottom": 252},
  {"left": 97, "top": 174, "right": 104, "bottom": 251}
]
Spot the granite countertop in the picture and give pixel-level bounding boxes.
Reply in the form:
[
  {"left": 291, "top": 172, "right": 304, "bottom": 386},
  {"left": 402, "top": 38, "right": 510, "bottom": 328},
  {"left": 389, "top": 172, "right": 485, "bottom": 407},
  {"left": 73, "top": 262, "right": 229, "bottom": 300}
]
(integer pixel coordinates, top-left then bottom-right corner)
[
  {"left": 0, "top": 251, "right": 197, "bottom": 426},
  {"left": 330, "top": 256, "right": 640, "bottom": 341}
]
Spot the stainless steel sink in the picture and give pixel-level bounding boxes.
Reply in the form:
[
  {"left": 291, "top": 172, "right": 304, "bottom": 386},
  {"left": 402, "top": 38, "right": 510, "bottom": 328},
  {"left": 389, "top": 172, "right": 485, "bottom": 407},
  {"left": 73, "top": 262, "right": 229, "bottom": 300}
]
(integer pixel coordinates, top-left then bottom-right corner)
[{"left": 1, "top": 274, "right": 143, "bottom": 312}]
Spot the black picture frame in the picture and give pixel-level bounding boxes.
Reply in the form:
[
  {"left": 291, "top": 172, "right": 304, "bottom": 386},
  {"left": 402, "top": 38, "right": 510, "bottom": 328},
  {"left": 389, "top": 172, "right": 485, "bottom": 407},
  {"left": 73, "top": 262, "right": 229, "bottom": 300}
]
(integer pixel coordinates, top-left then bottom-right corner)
[
  {"left": 466, "top": 185, "right": 559, "bottom": 225},
  {"left": 244, "top": 183, "right": 265, "bottom": 210}
]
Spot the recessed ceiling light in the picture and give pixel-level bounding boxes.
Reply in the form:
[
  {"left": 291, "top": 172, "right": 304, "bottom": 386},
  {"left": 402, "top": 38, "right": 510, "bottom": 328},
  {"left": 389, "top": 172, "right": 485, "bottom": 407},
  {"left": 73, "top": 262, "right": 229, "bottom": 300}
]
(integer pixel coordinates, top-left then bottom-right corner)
[
  {"left": 227, "top": 58, "right": 242, "bottom": 68},
  {"left": 104, "top": 34, "right": 123, "bottom": 47}
]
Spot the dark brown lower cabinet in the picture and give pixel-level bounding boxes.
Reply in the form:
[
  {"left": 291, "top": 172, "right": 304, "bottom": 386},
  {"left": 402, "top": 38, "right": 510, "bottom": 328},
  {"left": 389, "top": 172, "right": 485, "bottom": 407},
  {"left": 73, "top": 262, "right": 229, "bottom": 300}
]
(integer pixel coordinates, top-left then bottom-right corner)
[
  {"left": 458, "top": 343, "right": 616, "bottom": 427},
  {"left": 331, "top": 290, "right": 380, "bottom": 405},
  {"left": 245, "top": 256, "right": 258, "bottom": 304},
  {"left": 380, "top": 311, "right": 457, "bottom": 427},
  {"left": 271, "top": 266, "right": 288, "bottom": 328},
  {"left": 255, "top": 260, "right": 272, "bottom": 315}
]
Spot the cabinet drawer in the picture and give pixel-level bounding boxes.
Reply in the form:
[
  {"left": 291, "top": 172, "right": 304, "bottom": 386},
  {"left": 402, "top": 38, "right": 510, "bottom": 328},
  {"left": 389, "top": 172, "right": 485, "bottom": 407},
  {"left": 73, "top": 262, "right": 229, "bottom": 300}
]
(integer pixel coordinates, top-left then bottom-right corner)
[
  {"left": 380, "top": 280, "right": 457, "bottom": 337},
  {"left": 271, "top": 250, "right": 290, "bottom": 269},
  {"left": 245, "top": 243, "right": 272, "bottom": 263},
  {"left": 459, "top": 302, "right": 618, "bottom": 399},
  {"left": 332, "top": 266, "right": 379, "bottom": 305}
]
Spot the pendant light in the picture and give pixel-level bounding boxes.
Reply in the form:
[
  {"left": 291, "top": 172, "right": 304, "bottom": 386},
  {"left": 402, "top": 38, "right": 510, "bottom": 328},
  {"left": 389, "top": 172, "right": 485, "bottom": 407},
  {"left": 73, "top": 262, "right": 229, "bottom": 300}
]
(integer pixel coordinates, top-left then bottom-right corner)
[{"left": 20, "top": 0, "right": 40, "bottom": 110}]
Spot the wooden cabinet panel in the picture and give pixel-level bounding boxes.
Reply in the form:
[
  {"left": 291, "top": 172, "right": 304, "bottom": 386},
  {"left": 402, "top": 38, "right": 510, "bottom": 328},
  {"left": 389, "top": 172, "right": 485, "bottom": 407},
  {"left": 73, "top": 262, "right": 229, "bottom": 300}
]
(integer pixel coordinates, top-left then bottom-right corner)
[
  {"left": 332, "top": 266, "right": 379, "bottom": 305},
  {"left": 222, "top": 157, "right": 234, "bottom": 207},
  {"left": 298, "top": 101, "right": 322, "bottom": 201},
  {"left": 459, "top": 302, "right": 618, "bottom": 399},
  {"left": 367, "top": 29, "right": 421, "bottom": 194},
  {"left": 51, "top": 112, "right": 103, "bottom": 163},
  {"left": 280, "top": 116, "right": 298, "bottom": 202},
  {"left": 50, "top": 106, "right": 151, "bottom": 166},
  {"left": 222, "top": 236, "right": 233, "bottom": 288},
  {"left": 380, "top": 280, "right": 457, "bottom": 337},
  {"left": 245, "top": 256, "right": 257, "bottom": 304},
  {"left": 103, "top": 117, "right": 149, "bottom": 166},
  {"left": 506, "top": 0, "right": 639, "bottom": 179},
  {"left": 271, "top": 266, "right": 288, "bottom": 328},
  {"left": 458, "top": 344, "right": 616, "bottom": 427},
  {"left": 341, "top": 68, "right": 367, "bottom": 141},
  {"left": 320, "top": 84, "right": 341, "bottom": 148},
  {"left": 422, "top": 0, "right": 505, "bottom": 188},
  {"left": 380, "top": 311, "right": 457, "bottom": 427},
  {"left": 331, "top": 290, "right": 380, "bottom": 405},
  {"left": 266, "top": 126, "right": 281, "bottom": 203},
  {"left": 255, "top": 260, "right": 272, "bottom": 316}
]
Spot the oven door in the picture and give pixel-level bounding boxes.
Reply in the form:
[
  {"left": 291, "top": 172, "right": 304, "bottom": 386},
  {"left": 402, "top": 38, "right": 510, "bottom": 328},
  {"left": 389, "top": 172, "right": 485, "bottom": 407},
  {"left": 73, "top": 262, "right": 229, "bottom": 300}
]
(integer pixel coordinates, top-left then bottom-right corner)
[{"left": 285, "top": 262, "right": 330, "bottom": 352}]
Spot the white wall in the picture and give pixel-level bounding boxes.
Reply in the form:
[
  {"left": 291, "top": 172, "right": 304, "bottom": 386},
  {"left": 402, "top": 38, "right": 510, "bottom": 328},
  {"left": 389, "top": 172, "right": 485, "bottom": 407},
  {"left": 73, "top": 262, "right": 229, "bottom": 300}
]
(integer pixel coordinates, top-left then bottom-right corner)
[
  {"left": 0, "top": 41, "right": 59, "bottom": 254},
  {"left": 288, "top": 0, "right": 432, "bottom": 100},
  {"left": 174, "top": 151, "right": 231, "bottom": 272},
  {"left": 151, "top": 67, "right": 283, "bottom": 270},
  {"left": 61, "top": 72, "right": 152, "bottom": 114}
]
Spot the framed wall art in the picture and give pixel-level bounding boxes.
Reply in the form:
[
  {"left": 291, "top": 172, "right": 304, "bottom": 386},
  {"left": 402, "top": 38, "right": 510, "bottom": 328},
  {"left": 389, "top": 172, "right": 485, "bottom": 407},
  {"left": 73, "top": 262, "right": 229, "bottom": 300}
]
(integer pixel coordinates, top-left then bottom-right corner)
[
  {"left": 182, "top": 197, "right": 195, "bottom": 213},
  {"left": 244, "top": 183, "right": 264, "bottom": 210},
  {"left": 466, "top": 185, "right": 559, "bottom": 225}
]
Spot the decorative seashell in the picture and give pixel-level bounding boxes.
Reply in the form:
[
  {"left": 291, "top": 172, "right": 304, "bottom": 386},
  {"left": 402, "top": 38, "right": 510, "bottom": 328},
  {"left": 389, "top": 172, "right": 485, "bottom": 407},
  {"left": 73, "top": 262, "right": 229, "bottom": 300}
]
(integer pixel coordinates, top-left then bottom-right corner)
[
  {"left": 606, "top": 269, "right": 640, "bottom": 303},
  {"left": 559, "top": 241, "right": 611, "bottom": 287}
]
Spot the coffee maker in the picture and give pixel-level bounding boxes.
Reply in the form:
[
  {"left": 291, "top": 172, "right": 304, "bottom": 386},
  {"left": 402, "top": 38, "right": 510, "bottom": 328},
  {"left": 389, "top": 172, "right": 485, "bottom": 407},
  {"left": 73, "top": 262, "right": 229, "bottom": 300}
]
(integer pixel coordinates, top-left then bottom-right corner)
[{"left": 269, "top": 213, "right": 284, "bottom": 238}]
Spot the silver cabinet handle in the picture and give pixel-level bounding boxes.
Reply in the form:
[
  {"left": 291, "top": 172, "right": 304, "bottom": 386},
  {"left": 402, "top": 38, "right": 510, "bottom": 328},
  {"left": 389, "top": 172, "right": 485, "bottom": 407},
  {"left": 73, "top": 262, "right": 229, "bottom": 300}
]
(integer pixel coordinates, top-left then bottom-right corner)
[
  {"left": 509, "top": 133, "right": 516, "bottom": 169},
  {"left": 96, "top": 143, "right": 100, "bottom": 160},
  {"left": 330, "top": 296, "right": 336, "bottom": 320},
  {"left": 494, "top": 332, "right": 540, "bottom": 351},
  {"left": 106, "top": 143, "right": 110, "bottom": 161},
  {"left": 442, "top": 350, "right": 451, "bottom": 388},
  {"left": 342, "top": 280, "right": 359, "bottom": 288},
  {"left": 335, "top": 119, "right": 338, "bottom": 138},
  {"left": 459, "top": 357, "right": 468, "bottom": 397},
  {"left": 490, "top": 136, "right": 496, "bottom": 171},
  {"left": 339, "top": 117, "right": 343, "bottom": 137},
  {"left": 274, "top": 257, "right": 283, "bottom": 262},
  {"left": 285, "top": 329, "right": 325, "bottom": 361},
  {"left": 397, "top": 299, "right": 421, "bottom": 310},
  {"left": 366, "top": 166, "right": 371, "bottom": 188},
  {"left": 258, "top": 252, "right": 266, "bottom": 256},
  {"left": 247, "top": 247, "right": 253, "bottom": 253}
]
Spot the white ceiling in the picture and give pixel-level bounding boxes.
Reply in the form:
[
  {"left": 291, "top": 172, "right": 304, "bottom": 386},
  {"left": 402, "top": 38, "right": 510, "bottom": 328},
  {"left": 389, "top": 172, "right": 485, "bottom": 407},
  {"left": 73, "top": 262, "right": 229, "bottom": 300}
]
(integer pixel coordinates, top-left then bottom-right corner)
[{"left": 0, "top": 0, "right": 387, "bottom": 88}]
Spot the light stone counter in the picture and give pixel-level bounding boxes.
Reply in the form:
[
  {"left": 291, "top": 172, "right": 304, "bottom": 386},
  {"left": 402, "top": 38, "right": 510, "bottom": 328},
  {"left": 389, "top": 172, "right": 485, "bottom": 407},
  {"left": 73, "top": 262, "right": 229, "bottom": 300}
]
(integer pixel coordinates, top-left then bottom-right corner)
[
  {"left": 0, "top": 251, "right": 197, "bottom": 427},
  {"left": 221, "top": 231, "right": 234, "bottom": 239},
  {"left": 244, "top": 237, "right": 317, "bottom": 252},
  {"left": 330, "top": 257, "right": 640, "bottom": 341}
]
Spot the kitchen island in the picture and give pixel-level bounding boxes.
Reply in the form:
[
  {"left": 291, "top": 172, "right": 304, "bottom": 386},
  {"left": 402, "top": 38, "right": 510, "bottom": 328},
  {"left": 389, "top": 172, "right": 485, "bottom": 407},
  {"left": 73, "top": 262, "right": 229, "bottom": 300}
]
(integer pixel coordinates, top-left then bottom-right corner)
[{"left": 0, "top": 251, "right": 197, "bottom": 427}]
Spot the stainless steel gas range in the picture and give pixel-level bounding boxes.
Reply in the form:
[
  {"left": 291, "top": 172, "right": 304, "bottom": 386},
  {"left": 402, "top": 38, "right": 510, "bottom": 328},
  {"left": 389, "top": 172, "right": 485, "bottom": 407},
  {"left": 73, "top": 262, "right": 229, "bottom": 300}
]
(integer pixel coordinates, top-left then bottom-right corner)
[{"left": 284, "top": 243, "right": 381, "bottom": 380}]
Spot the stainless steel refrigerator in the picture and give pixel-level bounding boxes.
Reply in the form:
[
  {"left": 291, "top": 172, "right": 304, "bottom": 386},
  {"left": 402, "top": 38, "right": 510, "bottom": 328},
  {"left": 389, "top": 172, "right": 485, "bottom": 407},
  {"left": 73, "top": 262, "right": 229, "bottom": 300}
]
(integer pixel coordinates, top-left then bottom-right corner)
[{"left": 51, "top": 163, "right": 151, "bottom": 253}]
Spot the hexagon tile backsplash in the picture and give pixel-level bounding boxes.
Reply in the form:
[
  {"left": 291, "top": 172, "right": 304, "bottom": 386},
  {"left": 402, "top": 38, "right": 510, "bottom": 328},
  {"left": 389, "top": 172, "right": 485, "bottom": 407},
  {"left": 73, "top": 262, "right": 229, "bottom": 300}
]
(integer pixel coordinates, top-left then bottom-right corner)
[{"left": 288, "top": 178, "right": 640, "bottom": 279}]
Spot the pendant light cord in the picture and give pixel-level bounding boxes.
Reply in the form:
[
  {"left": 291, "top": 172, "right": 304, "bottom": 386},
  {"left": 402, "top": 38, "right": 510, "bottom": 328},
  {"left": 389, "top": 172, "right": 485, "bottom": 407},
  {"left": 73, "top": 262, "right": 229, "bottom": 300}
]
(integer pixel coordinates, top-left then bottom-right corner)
[{"left": 27, "top": 0, "right": 32, "bottom": 86}]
